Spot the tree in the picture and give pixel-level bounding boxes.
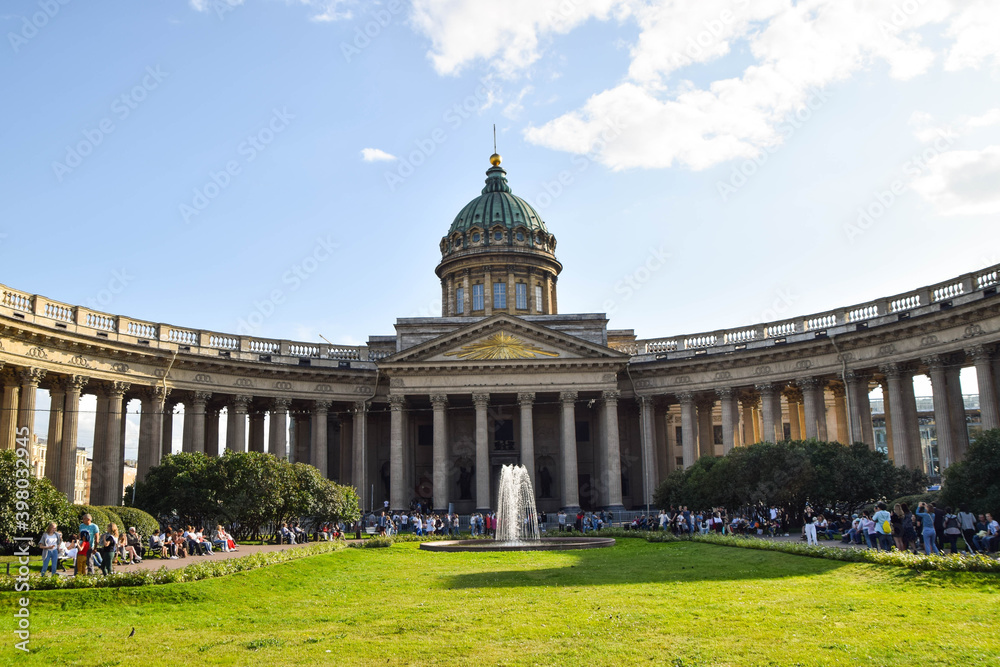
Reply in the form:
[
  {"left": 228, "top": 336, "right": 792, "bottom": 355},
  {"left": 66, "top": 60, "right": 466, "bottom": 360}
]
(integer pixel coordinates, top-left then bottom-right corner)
[
  {"left": 941, "top": 428, "right": 1000, "bottom": 515},
  {"left": 0, "top": 450, "right": 75, "bottom": 544}
]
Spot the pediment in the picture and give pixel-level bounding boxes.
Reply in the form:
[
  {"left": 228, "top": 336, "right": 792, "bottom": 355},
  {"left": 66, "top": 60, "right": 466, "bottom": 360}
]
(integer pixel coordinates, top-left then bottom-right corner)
[{"left": 381, "top": 314, "right": 627, "bottom": 366}]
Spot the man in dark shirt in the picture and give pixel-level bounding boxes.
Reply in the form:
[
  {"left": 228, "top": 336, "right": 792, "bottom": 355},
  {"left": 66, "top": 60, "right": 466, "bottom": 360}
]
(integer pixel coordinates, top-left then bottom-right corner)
[{"left": 931, "top": 503, "right": 947, "bottom": 551}]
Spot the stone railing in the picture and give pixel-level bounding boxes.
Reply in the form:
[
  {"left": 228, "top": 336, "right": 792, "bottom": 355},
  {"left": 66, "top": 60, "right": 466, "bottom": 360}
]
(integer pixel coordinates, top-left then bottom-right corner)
[
  {"left": 633, "top": 263, "right": 1000, "bottom": 359},
  {"left": 0, "top": 284, "right": 375, "bottom": 366}
]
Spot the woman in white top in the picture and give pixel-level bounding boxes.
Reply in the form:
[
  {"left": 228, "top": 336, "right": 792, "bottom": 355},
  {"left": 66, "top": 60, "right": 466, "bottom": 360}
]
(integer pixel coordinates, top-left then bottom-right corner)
[{"left": 39, "top": 522, "right": 60, "bottom": 576}]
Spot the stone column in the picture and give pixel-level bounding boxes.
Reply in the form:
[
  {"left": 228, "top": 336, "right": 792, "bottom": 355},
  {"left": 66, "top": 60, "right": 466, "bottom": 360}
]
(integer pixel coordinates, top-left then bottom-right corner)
[
  {"left": 462, "top": 270, "right": 471, "bottom": 315},
  {"left": 16, "top": 368, "right": 45, "bottom": 436},
  {"left": 696, "top": 395, "right": 715, "bottom": 457},
  {"left": 352, "top": 401, "right": 369, "bottom": 511},
  {"left": 601, "top": 390, "right": 624, "bottom": 509},
  {"left": 247, "top": 409, "right": 266, "bottom": 453},
  {"left": 844, "top": 371, "right": 872, "bottom": 448},
  {"left": 756, "top": 383, "right": 780, "bottom": 443},
  {"left": 830, "top": 384, "right": 849, "bottom": 444},
  {"left": 923, "top": 355, "right": 954, "bottom": 470},
  {"left": 784, "top": 388, "right": 802, "bottom": 440},
  {"left": 473, "top": 393, "right": 491, "bottom": 512},
  {"left": 638, "top": 396, "right": 656, "bottom": 505},
  {"left": 58, "top": 376, "right": 87, "bottom": 499},
  {"left": 559, "top": 391, "right": 580, "bottom": 510},
  {"left": 96, "top": 382, "right": 128, "bottom": 506},
  {"left": 181, "top": 402, "right": 194, "bottom": 453},
  {"left": 944, "top": 362, "right": 969, "bottom": 463},
  {"left": 430, "top": 394, "right": 448, "bottom": 511},
  {"left": 269, "top": 398, "right": 290, "bottom": 458},
  {"left": 90, "top": 387, "right": 111, "bottom": 504},
  {"left": 797, "top": 377, "right": 821, "bottom": 440},
  {"left": 137, "top": 386, "right": 168, "bottom": 482},
  {"left": 389, "top": 394, "right": 405, "bottom": 511},
  {"left": 190, "top": 391, "right": 211, "bottom": 454},
  {"left": 881, "top": 363, "right": 914, "bottom": 468},
  {"left": 310, "top": 400, "right": 331, "bottom": 477},
  {"left": 518, "top": 392, "right": 535, "bottom": 479},
  {"left": 678, "top": 392, "right": 697, "bottom": 467},
  {"left": 162, "top": 399, "right": 177, "bottom": 459},
  {"left": 880, "top": 378, "right": 895, "bottom": 461},
  {"left": 227, "top": 395, "right": 251, "bottom": 453},
  {"left": 204, "top": 406, "right": 221, "bottom": 457},
  {"left": 44, "top": 381, "right": 66, "bottom": 486},
  {"left": 0, "top": 369, "right": 19, "bottom": 451},
  {"left": 739, "top": 394, "right": 756, "bottom": 446},
  {"left": 969, "top": 345, "right": 999, "bottom": 430},
  {"left": 716, "top": 388, "right": 736, "bottom": 454},
  {"left": 339, "top": 412, "right": 353, "bottom": 485}
]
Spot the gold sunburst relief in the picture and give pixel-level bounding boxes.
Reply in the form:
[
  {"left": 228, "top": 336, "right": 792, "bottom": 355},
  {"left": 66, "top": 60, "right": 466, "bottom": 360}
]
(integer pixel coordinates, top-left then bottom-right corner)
[{"left": 443, "top": 331, "right": 560, "bottom": 360}]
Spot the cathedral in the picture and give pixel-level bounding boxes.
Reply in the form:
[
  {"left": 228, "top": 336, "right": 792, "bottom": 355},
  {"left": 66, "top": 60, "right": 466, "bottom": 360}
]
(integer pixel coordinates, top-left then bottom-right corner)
[{"left": 1, "top": 154, "right": 999, "bottom": 514}]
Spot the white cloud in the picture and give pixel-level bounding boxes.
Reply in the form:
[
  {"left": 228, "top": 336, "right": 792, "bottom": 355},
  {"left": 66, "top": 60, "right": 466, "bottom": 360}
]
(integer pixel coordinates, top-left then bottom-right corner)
[
  {"left": 360, "top": 147, "right": 397, "bottom": 162},
  {"left": 944, "top": 0, "right": 1000, "bottom": 71},
  {"left": 189, "top": 0, "right": 244, "bottom": 12},
  {"left": 410, "top": 0, "right": 628, "bottom": 77},
  {"left": 909, "top": 107, "right": 1000, "bottom": 142},
  {"left": 911, "top": 145, "right": 1000, "bottom": 216},
  {"left": 304, "top": 0, "right": 355, "bottom": 22}
]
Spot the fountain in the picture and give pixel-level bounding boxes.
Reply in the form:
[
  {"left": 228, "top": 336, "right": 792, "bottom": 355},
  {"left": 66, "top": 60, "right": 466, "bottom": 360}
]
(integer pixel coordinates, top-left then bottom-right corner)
[{"left": 419, "top": 464, "right": 615, "bottom": 552}]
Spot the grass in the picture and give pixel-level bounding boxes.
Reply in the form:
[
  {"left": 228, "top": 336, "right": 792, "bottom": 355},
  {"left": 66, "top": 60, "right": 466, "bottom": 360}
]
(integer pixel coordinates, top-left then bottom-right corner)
[{"left": 2, "top": 540, "right": 998, "bottom": 666}]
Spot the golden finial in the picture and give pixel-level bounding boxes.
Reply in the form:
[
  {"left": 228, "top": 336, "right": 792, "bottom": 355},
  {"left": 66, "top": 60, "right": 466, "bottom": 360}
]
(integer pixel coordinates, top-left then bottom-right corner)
[{"left": 490, "top": 124, "right": 501, "bottom": 165}]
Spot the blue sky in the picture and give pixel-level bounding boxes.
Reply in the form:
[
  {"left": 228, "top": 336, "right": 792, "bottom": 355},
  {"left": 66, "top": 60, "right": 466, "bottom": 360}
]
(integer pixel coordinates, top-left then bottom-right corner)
[{"left": 3, "top": 0, "right": 999, "bottom": 455}]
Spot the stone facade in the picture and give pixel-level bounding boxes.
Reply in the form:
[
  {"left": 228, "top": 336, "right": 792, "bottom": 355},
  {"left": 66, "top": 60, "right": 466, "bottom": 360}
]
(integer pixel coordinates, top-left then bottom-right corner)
[{"left": 2, "top": 158, "right": 999, "bottom": 512}]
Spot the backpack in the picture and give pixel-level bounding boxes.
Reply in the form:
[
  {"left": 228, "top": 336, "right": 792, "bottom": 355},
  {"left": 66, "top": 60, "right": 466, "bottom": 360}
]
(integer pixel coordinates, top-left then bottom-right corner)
[
  {"left": 882, "top": 519, "right": 892, "bottom": 534},
  {"left": 944, "top": 515, "right": 961, "bottom": 535}
]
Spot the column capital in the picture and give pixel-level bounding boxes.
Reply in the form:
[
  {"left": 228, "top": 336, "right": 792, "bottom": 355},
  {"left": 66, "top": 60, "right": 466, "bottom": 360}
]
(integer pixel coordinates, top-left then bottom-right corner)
[
  {"left": 965, "top": 344, "right": 992, "bottom": 362},
  {"left": 108, "top": 381, "right": 131, "bottom": 398},
  {"left": 472, "top": 393, "right": 490, "bottom": 408},
  {"left": 601, "top": 389, "right": 621, "bottom": 403},
  {"left": 754, "top": 382, "right": 776, "bottom": 394},
  {"left": 677, "top": 391, "right": 695, "bottom": 404},
  {"left": 715, "top": 387, "right": 734, "bottom": 399},
  {"left": 517, "top": 392, "right": 535, "bottom": 406},
  {"left": 829, "top": 383, "right": 846, "bottom": 398},
  {"left": 738, "top": 391, "right": 759, "bottom": 408},
  {"left": 229, "top": 394, "right": 252, "bottom": 412},
  {"left": 843, "top": 369, "right": 870, "bottom": 385},
  {"left": 921, "top": 354, "right": 946, "bottom": 372},
  {"left": 19, "top": 367, "right": 46, "bottom": 387},
  {"left": 795, "top": 376, "right": 821, "bottom": 391},
  {"left": 637, "top": 394, "right": 654, "bottom": 407},
  {"left": 191, "top": 391, "right": 212, "bottom": 405},
  {"left": 878, "top": 362, "right": 911, "bottom": 379},
  {"left": 313, "top": 399, "right": 332, "bottom": 413},
  {"left": 782, "top": 387, "right": 803, "bottom": 402},
  {"left": 429, "top": 394, "right": 448, "bottom": 408},
  {"left": 272, "top": 397, "right": 291, "bottom": 411},
  {"left": 141, "top": 384, "right": 170, "bottom": 402},
  {"left": 353, "top": 400, "right": 368, "bottom": 414},
  {"left": 559, "top": 391, "right": 578, "bottom": 404},
  {"left": 388, "top": 394, "right": 405, "bottom": 410}
]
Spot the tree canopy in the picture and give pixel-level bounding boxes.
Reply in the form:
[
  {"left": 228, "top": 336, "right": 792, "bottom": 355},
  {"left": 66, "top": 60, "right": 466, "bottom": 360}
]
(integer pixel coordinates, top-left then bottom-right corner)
[
  {"left": 129, "top": 451, "right": 360, "bottom": 539},
  {"left": 941, "top": 428, "right": 1000, "bottom": 515},
  {"left": 653, "top": 439, "right": 927, "bottom": 521}
]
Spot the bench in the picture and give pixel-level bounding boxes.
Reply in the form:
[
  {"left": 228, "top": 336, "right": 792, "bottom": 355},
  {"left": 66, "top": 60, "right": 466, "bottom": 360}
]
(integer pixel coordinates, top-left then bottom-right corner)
[{"left": 364, "top": 527, "right": 377, "bottom": 537}]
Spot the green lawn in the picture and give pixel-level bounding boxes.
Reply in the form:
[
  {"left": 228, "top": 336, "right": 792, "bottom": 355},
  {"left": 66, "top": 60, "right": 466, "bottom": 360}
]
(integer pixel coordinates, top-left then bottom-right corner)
[{"left": 2, "top": 540, "right": 998, "bottom": 666}]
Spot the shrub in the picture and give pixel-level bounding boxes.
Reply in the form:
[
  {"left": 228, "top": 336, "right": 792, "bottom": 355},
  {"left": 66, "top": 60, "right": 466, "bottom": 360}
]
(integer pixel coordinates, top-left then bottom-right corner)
[{"left": 111, "top": 506, "right": 160, "bottom": 541}]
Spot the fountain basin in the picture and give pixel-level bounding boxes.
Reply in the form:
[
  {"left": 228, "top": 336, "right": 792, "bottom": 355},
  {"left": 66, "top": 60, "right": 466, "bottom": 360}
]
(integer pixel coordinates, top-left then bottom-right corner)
[{"left": 419, "top": 537, "right": 615, "bottom": 552}]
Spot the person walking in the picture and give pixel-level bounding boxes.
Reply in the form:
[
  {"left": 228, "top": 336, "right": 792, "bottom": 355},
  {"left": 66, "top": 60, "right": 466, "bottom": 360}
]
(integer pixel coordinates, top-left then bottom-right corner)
[{"left": 916, "top": 502, "right": 940, "bottom": 555}]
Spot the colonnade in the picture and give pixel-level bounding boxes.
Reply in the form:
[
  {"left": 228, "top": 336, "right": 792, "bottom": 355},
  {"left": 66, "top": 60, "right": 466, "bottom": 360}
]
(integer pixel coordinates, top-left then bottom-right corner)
[{"left": 640, "top": 345, "right": 1000, "bottom": 492}]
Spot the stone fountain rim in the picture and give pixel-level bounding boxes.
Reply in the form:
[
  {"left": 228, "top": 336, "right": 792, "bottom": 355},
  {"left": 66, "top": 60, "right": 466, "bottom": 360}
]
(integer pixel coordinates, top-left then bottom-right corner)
[{"left": 418, "top": 537, "right": 616, "bottom": 552}]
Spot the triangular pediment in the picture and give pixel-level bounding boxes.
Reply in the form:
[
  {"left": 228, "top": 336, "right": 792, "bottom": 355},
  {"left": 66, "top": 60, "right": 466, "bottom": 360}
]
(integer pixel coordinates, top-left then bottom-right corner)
[{"left": 381, "top": 314, "right": 627, "bottom": 366}]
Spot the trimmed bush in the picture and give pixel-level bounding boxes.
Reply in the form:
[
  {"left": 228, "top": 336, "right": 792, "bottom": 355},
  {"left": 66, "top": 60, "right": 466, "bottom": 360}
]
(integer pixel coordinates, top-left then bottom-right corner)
[{"left": 110, "top": 506, "right": 159, "bottom": 541}]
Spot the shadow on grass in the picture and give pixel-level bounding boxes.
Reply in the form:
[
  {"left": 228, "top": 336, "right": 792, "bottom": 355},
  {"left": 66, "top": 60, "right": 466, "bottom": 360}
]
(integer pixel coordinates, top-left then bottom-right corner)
[{"left": 442, "top": 540, "right": 848, "bottom": 589}]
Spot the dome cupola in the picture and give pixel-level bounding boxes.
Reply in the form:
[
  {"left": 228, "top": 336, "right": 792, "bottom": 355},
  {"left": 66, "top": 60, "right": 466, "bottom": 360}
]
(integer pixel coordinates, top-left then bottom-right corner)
[{"left": 435, "top": 156, "right": 562, "bottom": 318}]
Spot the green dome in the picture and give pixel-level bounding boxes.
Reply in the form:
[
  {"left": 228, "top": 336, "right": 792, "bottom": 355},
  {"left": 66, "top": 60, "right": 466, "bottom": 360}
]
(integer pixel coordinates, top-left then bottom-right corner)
[{"left": 448, "top": 165, "right": 549, "bottom": 236}]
